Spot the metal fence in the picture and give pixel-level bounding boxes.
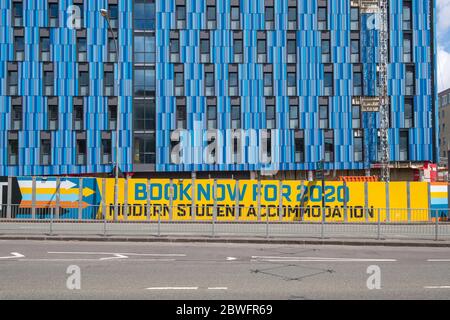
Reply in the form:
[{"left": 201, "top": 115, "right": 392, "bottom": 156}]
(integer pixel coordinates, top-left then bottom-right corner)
[{"left": 0, "top": 204, "right": 449, "bottom": 241}]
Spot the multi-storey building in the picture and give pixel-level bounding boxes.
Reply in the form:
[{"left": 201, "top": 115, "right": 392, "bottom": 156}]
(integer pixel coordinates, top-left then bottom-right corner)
[
  {"left": 439, "top": 88, "right": 450, "bottom": 164},
  {"left": 0, "top": 0, "right": 439, "bottom": 179}
]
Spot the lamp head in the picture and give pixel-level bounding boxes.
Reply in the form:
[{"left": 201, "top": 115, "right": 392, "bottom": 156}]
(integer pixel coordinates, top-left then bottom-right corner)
[{"left": 100, "top": 9, "right": 109, "bottom": 18}]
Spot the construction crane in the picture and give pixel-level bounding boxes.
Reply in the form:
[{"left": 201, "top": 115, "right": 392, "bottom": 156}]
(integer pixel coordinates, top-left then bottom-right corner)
[{"left": 357, "top": 0, "right": 390, "bottom": 182}]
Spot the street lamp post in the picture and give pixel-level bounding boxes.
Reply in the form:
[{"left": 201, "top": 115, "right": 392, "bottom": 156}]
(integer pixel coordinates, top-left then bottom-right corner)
[{"left": 101, "top": 9, "right": 120, "bottom": 219}]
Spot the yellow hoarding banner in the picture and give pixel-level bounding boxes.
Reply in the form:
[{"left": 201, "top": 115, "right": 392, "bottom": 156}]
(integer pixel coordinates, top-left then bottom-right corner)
[{"left": 96, "top": 179, "right": 431, "bottom": 222}]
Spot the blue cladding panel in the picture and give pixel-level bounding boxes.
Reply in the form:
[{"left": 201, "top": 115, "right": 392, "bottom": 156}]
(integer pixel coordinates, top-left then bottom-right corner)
[
  {"left": 155, "top": 0, "right": 438, "bottom": 173},
  {"left": 0, "top": 0, "right": 133, "bottom": 176}
]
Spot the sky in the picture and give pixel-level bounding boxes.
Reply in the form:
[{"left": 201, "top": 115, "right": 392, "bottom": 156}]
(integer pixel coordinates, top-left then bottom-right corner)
[{"left": 438, "top": 0, "right": 450, "bottom": 92}]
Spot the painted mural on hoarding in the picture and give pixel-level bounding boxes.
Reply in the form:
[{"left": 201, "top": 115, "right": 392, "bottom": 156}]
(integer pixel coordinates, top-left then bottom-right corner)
[{"left": 0, "top": 177, "right": 447, "bottom": 222}]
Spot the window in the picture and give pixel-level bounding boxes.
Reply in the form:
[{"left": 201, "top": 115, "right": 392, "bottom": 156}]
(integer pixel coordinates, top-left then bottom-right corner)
[
  {"left": 12, "top": 1, "right": 23, "bottom": 26},
  {"left": 134, "top": 134, "right": 155, "bottom": 164},
  {"left": 321, "top": 37, "right": 330, "bottom": 63},
  {"left": 287, "top": 39, "right": 297, "bottom": 55},
  {"left": 134, "top": 67, "right": 156, "bottom": 97},
  {"left": 77, "top": 36, "right": 87, "bottom": 62},
  {"left": 404, "top": 98, "right": 414, "bottom": 128},
  {"left": 231, "top": 103, "right": 241, "bottom": 129},
  {"left": 14, "top": 34, "right": 24, "bottom": 61},
  {"left": 324, "top": 70, "right": 333, "bottom": 96},
  {"left": 351, "top": 38, "right": 360, "bottom": 63},
  {"left": 405, "top": 65, "right": 415, "bottom": 96},
  {"left": 264, "top": 71, "right": 273, "bottom": 96},
  {"left": 234, "top": 38, "right": 243, "bottom": 62},
  {"left": 231, "top": 5, "right": 240, "bottom": 28},
  {"left": 176, "top": 103, "right": 187, "bottom": 129},
  {"left": 41, "top": 137, "right": 52, "bottom": 166},
  {"left": 354, "top": 131, "right": 364, "bottom": 162},
  {"left": 108, "top": 102, "right": 117, "bottom": 130},
  {"left": 40, "top": 35, "right": 51, "bottom": 61},
  {"left": 207, "top": 104, "right": 217, "bottom": 129},
  {"left": 289, "top": 101, "right": 299, "bottom": 129},
  {"left": 266, "top": 102, "right": 276, "bottom": 129},
  {"left": 8, "top": 70, "right": 19, "bottom": 96},
  {"left": 403, "top": 33, "right": 412, "bottom": 63},
  {"left": 76, "top": 139, "right": 86, "bottom": 165},
  {"left": 200, "top": 38, "right": 210, "bottom": 54},
  {"left": 48, "top": 2, "right": 59, "bottom": 27},
  {"left": 403, "top": 1, "right": 412, "bottom": 30},
  {"left": 324, "top": 130, "right": 334, "bottom": 162},
  {"left": 399, "top": 130, "right": 409, "bottom": 161},
  {"left": 352, "top": 105, "right": 361, "bottom": 129},
  {"left": 104, "top": 70, "right": 114, "bottom": 96},
  {"left": 73, "top": 103, "right": 84, "bottom": 130},
  {"left": 319, "top": 103, "right": 329, "bottom": 129},
  {"left": 287, "top": 70, "right": 296, "bottom": 95},
  {"left": 176, "top": 4, "right": 186, "bottom": 28},
  {"left": 205, "top": 70, "right": 215, "bottom": 96},
  {"left": 11, "top": 104, "right": 22, "bottom": 130},
  {"left": 134, "top": 0, "right": 155, "bottom": 30},
  {"left": 101, "top": 137, "right": 112, "bottom": 164},
  {"left": 317, "top": 5, "right": 327, "bottom": 30},
  {"left": 206, "top": 5, "right": 216, "bottom": 25},
  {"left": 229, "top": 69, "right": 239, "bottom": 96},
  {"left": 109, "top": 4, "right": 119, "bottom": 28},
  {"left": 108, "top": 37, "right": 117, "bottom": 62},
  {"left": 294, "top": 130, "right": 304, "bottom": 162},
  {"left": 79, "top": 68, "right": 89, "bottom": 96},
  {"left": 134, "top": 34, "right": 156, "bottom": 64},
  {"left": 353, "top": 70, "right": 362, "bottom": 96},
  {"left": 48, "top": 103, "right": 58, "bottom": 131},
  {"left": 44, "top": 68, "right": 54, "bottom": 96},
  {"left": 265, "top": 4, "right": 274, "bottom": 28},
  {"left": 8, "top": 139, "right": 19, "bottom": 166},
  {"left": 174, "top": 68, "right": 184, "bottom": 96},
  {"left": 288, "top": 6, "right": 297, "bottom": 28},
  {"left": 134, "top": 99, "right": 155, "bottom": 131},
  {"left": 257, "top": 39, "right": 266, "bottom": 55},
  {"left": 350, "top": 7, "right": 359, "bottom": 30},
  {"left": 170, "top": 38, "right": 180, "bottom": 55}
]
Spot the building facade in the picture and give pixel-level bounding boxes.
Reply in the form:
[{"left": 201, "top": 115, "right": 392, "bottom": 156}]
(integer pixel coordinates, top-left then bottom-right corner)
[
  {"left": 0, "top": 0, "right": 439, "bottom": 178},
  {"left": 439, "top": 88, "right": 450, "bottom": 164}
]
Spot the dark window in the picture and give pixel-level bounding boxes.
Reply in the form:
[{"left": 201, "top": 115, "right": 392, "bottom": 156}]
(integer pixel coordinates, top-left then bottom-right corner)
[
  {"left": 77, "top": 36, "right": 87, "bottom": 62},
  {"left": 200, "top": 38, "right": 210, "bottom": 54},
  {"left": 11, "top": 104, "right": 22, "bottom": 130},
  {"left": 404, "top": 98, "right": 414, "bottom": 128},
  {"left": 176, "top": 104, "right": 187, "bottom": 129},
  {"left": 49, "top": 3, "right": 59, "bottom": 27},
  {"left": 399, "top": 130, "right": 409, "bottom": 161},
  {"left": 109, "top": 4, "right": 119, "bottom": 28},
  {"left": 12, "top": 1, "right": 23, "bottom": 26},
  {"left": 8, "top": 70, "right": 19, "bottom": 95},
  {"left": 324, "top": 130, "right": 334, "bottom": 162},
  {"left": 104, "top": 71, "right": 114, "bottom": 96},
  {"left": 134, "top": 133, "right": 156, "bottom": 164},
  {"left": 134, "top": 67, "right": 156, "bottom": 97},
  {"left": 324, "top": 71, "right": 333, "bottom": 96},
  {"left": 134, "top": 34, "right": 156, "bottom": 64},
  {"left": 403, "top": 33, "right": 412, "bottom": 63},
  {"left": 350, "top": 7, "right": 359, "bottom": 30},
  {"left": 257, "top": 39, "right": 266, "bottom": 55},
  {"left": 48, "top": 103, "right": 58, "bottom": 130},
  {"left": 351, "top": 38, "right": 360, "bottom": 63},
  {"left": 403, "top": 1, "right": 412, "bottom": 30},
  {"left": 176, "top": 4, "right": 186, "bottom": 22},
  {"left": 317, "top": 6, "right": 327, "bottom": 30},
  {"left": 234, "top": 39, "right": 243, "bottom": 54},
  {"left": 288, "top": 6, "right": 297, "bottom": 22},
  {"left": 319, "top": 103, "right": 329, "bottom": 129},
  {"left": 266, "top": 103, "right": 276, "bottom": 129},
  {"left": 79, "top": 69, "right": 89, "bottom": 96},
  {"left": 14, "top": 35, "right": 24, "bottom": 60},
  {"left": 134, "top": 0, "right": 156, "bottom": 30},
  {"left": 102, "top": 138, "right": 112, "bottom": 164},
  {"left": 294, "top": 130, "right": 304, "bottom": 162},
  {"left": 231, "top": 104, "right": 241, "bottom": 129},
  {"left": 73, "top": 104, "right": 84, "bottom": 130},
  {"left": 134, "top": 99, "right": 156, "bottom": 131},
  {"left": 354, "top": 132, "right": 363, "bottom": 162},
  {"left": 108, "top": 103, "right": 117, "bottom": 130},
  {"left": 321, "top": 38, "right": 330, "bottom": 63},
  {"left": 44, "top": 70, "right": 54, "bottom": 95},
  {"left": 405, "top": 65, "right": 415, "bottom": 96},
  {"left": 352, "top": 105, "right": 361, "bottom": 129},
  {"left": 207, "top": 104, "right": 217, "bottom": 129},
  {"left": 76, "top": 139, "right": 86, "bottom": 165},
  {"left": 207, "top": 5, "right": 216, "bottom": 22},
  {"left": 41, "top": 138, "right": 52, "bottom": 166},
  {"left": 8, "top": 139, "right": 19, "bottom": 166},
  {"left": 353, "top": 70, "right": 362, "bottom": 96},
  {"left": 289, "top": 103, "right": 299, "bottom": 129},
  {"left": 41, "top": 35, "right": 51, "bottom": 61}
]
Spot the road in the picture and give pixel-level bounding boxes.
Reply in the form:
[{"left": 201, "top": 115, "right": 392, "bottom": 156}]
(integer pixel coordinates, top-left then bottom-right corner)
[{"left": 0, "top": 240, "right": 450, "bottom": 299}]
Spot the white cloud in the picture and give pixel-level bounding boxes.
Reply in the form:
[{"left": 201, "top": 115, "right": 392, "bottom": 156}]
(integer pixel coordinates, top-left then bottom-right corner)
[
  {"left": 437, "top": 0, "right": 450, "bottom": 36},
  {"left": 438, "top": 47, "right": 450, "bottom": 92}
]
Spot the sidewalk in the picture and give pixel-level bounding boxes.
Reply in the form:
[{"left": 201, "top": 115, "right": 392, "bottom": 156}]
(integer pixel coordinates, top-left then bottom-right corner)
[{"left": 1, "top": 234, "right": 450, "bottom": 247}]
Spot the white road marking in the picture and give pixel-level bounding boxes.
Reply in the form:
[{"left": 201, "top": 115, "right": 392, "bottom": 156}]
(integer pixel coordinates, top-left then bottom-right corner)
[
  {"left": 427, "top": 259, "right": 450, "bottom": 262},
  {"left": 99, "top": 254, "right": 128, "bottom": 261},
  {"left": 251, "top": 256, "right": 397, "bottom": 262},
  {"left": 19, "top": 258, "right": 176, "bottom": 262},
  {"left": 0, "top": 252, "right": 25, "bottom": 260},
  {"left": 146, "top": 287, "right": 198, "bottom": 290},
  {"left": 424, "top": 286, "right": 450, "bottom": 289},
  {"left": 48, "top": 251, "right": 185, "bottom": 257},
  {"left": 226, "top": 257, "right": 237, "bottom": 261},
  {"left": 208, "top": 287, "right": 228, "bottom": 290}
]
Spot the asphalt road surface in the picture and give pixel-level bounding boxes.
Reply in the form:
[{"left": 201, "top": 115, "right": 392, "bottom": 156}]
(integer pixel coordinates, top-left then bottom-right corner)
[{"left": 1, "top": 240, "right": 450, "bottom": 300}]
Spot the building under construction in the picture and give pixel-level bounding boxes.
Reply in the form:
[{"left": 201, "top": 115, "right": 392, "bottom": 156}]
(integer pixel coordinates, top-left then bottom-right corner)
[{"left": 0, "top": 0, "right": 439, "bottom": 181}]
